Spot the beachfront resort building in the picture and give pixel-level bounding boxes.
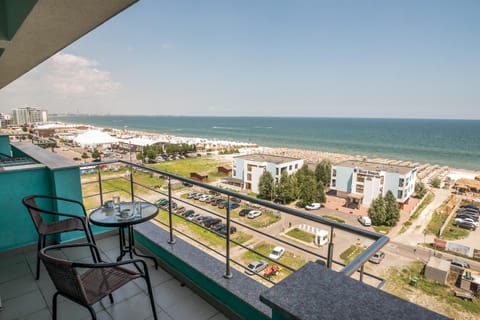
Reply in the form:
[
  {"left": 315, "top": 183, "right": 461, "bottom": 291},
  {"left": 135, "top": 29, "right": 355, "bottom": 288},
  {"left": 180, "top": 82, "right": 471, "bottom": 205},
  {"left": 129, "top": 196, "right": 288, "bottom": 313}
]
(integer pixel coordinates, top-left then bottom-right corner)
[
  {"left": 331, "top": 160, "right": 417, "bottom": 208},
  {"left": 232, "top": 154, "right": 304, "bottom": 193},
  {"left": 12, "top": 107, "right": 48, "bottom": 125}
]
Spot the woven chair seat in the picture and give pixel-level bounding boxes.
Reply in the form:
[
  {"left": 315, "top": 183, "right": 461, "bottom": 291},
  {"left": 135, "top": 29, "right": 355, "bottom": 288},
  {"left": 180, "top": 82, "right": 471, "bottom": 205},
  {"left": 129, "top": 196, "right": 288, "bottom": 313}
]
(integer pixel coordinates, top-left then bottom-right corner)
[
  {"left": 39, "top": 217, "right": 85, "bottom": 235},
  {"left": 82, "top": 266, "right": 141, "bottom": 304}
]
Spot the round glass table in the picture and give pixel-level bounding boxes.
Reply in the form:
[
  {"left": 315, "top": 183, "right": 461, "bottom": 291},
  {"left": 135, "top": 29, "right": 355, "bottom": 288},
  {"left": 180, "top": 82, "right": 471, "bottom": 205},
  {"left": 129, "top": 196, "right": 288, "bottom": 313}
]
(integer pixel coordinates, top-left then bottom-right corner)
[{"left": 89, "top": 201, "right": 158, "bottom": 268}]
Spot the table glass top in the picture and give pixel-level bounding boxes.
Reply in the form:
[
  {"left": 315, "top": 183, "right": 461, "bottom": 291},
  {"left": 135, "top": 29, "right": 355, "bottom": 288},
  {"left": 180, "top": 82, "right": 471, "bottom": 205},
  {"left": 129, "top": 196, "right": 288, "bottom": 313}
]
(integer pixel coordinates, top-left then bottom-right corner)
[{"left": 89, "top": 201, "right": 158, "bottom": 226}]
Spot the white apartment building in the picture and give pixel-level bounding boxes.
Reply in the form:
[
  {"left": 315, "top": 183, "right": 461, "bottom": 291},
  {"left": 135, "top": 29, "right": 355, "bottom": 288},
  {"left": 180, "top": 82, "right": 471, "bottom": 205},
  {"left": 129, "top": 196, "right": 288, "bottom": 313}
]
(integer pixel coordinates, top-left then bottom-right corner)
[
  {"left": 0, "top": 113, "right": 12, "bottom": 128},
  {"left": 12, "top": 107, "right": 48, "bottom": 125},
  {"left": 232, "top": 154, "right": 304, "bottom": 194},
  {"left": 331, "top": 160, "right": 417, "bottom": 208}
]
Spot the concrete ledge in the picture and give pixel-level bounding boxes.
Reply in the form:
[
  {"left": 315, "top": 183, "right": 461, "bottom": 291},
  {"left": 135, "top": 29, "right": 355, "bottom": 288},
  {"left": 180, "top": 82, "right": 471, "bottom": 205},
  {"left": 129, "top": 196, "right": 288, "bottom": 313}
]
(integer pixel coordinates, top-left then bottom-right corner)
[
  {"left": 135, "top": 222, "right": 271, "bottom": 320},
  {"left": 260, "top": 262, "right": 448, "bottom": 320}
]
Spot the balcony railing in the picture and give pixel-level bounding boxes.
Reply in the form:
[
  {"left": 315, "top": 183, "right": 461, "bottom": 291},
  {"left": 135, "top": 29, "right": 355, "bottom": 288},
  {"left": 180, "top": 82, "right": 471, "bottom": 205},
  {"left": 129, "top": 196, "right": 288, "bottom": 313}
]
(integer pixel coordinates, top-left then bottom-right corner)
[{"left": 80, "top": 159, "right": 388, "bottom": 287}]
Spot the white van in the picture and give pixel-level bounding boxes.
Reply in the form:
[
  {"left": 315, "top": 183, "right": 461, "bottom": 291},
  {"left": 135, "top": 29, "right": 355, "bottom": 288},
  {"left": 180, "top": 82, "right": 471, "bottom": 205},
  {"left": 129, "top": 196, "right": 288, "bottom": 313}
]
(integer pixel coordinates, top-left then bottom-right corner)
[{"left": 358, "top": 216, "right": 372, "bottom": 226}]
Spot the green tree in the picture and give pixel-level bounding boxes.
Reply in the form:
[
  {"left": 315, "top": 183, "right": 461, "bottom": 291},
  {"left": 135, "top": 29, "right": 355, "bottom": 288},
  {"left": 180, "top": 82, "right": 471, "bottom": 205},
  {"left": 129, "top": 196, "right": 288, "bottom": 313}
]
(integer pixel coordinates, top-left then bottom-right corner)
[
  {"left": 384, "top": 191, "right": 400, "bottom": 226},
  {"left": 414, "top": 182, "right": 427, "bottom": 199},
  {"left": 91, "top": 149, "right": 101, "bottom": 160},
  {"left": 431, "top": 178, "right": 441, "bottom": 188},
  {"left": 21, "top": 125, "right": 28, "bottom": 132},
  {"left": 258, "top": 171, "right": 275, "bottom": 200},
  {"left": 368, "top": 196, "right": 387, "bottom": 226},
  {"left": 81, "top": 152, "right": 89, "bottom": 160},
  {"left": 136, "top": 152, "right": 144, "bottom": 162},
  {"left": 315, "top": 160, "right": 332, "bottom": 186},
  {"left": 276, "top": 170, "right": 296, "bottom": 204},
  {"left": 315, "top": 181, "right": 326, "bottom": 203},
  {"left": 298, "top": 175, "right": 316, "bottom": 207}
]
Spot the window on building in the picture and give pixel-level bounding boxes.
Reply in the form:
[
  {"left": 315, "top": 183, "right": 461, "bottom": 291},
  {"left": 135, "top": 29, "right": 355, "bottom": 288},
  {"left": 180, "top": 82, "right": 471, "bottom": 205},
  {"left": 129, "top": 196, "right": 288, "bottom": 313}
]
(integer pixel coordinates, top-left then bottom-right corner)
[
  {"left": 233, "top": 170, "right": 236, "bottom": 176},
  {"left": 247, "top": 173, "right": 252, "bottom": 180},
  {"left": 295, "top": 164, "right": 298, "bottom": 169},
  {"left": 247, "top": 164, "right": 253, "bottom": 172},
  {"left": 276, "top": 168, "right": 279, "bottom": 175},
  {"left": 356, "top": 185, "right": 364, "bottom": 193},
  {"left": 332, "top": 169, "right": 336, "bottom": 177},
  {"left": 289, "top": 165, "right": 292, "bottom": 170},
  {"left": 398, "top": 190, "right": 403, "bottom": 199},
  {"left": 357, "top": 174, "right": 365, "bottom": 183},
  {"left": 332, "top": 179, "right": 336, "bottom": 187},
  {"left": 399, "top": 178, "right": 404, "bottom": 187}
]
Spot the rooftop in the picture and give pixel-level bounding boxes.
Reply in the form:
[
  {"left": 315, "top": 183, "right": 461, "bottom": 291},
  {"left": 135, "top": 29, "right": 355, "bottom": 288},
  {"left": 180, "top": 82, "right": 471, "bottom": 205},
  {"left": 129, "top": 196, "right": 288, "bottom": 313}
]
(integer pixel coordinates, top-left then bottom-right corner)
[
  {"left": 336, "top": 159, "right": 415, "bottom": 175},
  {"left": 234, "top": 153, "right": 302, "bottom": 165}
]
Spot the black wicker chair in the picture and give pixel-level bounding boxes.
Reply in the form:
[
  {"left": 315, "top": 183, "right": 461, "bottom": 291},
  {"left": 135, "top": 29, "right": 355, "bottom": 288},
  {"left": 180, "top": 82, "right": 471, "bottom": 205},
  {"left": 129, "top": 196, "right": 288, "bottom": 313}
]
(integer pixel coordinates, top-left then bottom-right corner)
[
  {"left": 22, "top": 195, "right": 96, "bottom": 280},
  {"left": 40, "top": 243, "right": 158, "bottom": 320}
]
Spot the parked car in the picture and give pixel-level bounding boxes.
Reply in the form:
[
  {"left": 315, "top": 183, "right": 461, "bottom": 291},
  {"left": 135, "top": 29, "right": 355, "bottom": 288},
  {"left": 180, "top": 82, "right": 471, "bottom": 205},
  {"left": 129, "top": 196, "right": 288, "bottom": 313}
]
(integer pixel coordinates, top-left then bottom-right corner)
[
  {"left": 457, "top": 211, "right": 479, "bottom": 219},
  {"left": 245, "top": 260, "right": 268, "bottom": 275},
  {"left": 357, "top": 216, "right": 372, "bottom": 226},
  {"left": 453, "top": 219, "right": 476, "bottom": 231},
  {"left": 454, "top": 217, "right": 479, "bottom": 227},
  {"left": 187, "top": 213, "right": 201, "bottom": 221},
  {"left": 211, "top": 223, "right": 225, "bottom": 232},
  {"left": 154, "top": 198, "right": 168, "bottom": 207},
  {"left": 239, "top": 209, "right": 250, "bottom": 217},
  {"left": 199, "top": 195, "right": 210, "bottom": 202},
  {"left": 194, "top": 193, "right": 203, "bottom": 200},
  {"left": 182, "top": 210, "right": 195, "bottom": 218},
  {"left": 217, "top": 201, "right": 226, "bottom": 209},
  {"left": 218, "top": 225, "right": 237, "bottom": 236},
  {"left": 173, "top": 206, "right": 186, "bottom": 215},
  {"left": 247, "top": 210, "right": 262, "bottom": 219},
  {"left": 73, "top": 157, "right": 81, "bottom": 161},
  {"left": 305, "top": 203, "right": 321, "bottom": 210},
  {"left": 203, "top": 217, "right": 222, "bottom": 228},
  {"left": 226, "top": 202, "right": 240, "bottom": 210},
  {"left": 187, "top": 192, "right": 197, "bottom": 199},
  {"left": 231, "top": 197, "right": 241, "bottom": 203},
  {"left": 193, "top": 215, "right": 207, "bottom": 224},
  {"left": 368, "top": 251, "right": 385, "bottom": 264},
  {"left": 461, "top": 204, "right": 479, "bottom": 210},
  {"left": 268, "top": 246, "right": 285, "bottom": 260},
  {"left": 450, "top": 259, "right": 470, "bottom": 270}
]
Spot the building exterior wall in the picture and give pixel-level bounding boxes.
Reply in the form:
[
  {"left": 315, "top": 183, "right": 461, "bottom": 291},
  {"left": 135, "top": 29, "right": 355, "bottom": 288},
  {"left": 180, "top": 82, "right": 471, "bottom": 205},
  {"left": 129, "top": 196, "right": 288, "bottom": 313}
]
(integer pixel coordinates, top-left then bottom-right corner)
[
  {"left": 233, "top": 156, "right": 303, "bottom": 194},
  {"left": 331, "top": 162, "right": 416, "bottom": 207}
]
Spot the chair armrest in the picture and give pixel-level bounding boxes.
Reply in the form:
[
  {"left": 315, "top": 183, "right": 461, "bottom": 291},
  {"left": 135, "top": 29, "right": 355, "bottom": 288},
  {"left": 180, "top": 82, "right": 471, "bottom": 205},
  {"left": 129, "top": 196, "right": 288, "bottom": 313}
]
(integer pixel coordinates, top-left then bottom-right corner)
[
  {"left": 41, "top": 242, "right": 103, "bottom": 263},
  {"left": 73, "top": 259, "right": 149, "bottom": 276},
  {"left": 28, "top": 194, "right": 89, "bottom": 217}
]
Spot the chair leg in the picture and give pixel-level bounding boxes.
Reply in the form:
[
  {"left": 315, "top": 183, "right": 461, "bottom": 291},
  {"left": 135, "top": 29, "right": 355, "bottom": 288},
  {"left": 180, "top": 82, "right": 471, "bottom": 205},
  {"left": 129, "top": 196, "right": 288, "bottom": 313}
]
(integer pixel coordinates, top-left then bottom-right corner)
[
  {"left": 36, "top": 235, "right": 42, "bottom": 280},
  {"left": 145, "top": 277, "right": 158, "bottom": 320},
  {"left": 87, "top": 305, "right": 97, "bottom": 320},
  {"left": 108, "top": 293, "right": 114, "bottom": 304},
  {"left": 52, "top": 292, "right": 59, "bottom": 320}
]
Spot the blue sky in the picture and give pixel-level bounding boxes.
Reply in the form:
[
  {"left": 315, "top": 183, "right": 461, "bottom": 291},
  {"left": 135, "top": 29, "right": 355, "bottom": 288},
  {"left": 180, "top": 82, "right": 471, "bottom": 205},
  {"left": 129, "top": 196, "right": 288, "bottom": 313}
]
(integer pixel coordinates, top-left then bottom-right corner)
[{"left": 1, "top": 0, "right": 479, "bottom": 118}]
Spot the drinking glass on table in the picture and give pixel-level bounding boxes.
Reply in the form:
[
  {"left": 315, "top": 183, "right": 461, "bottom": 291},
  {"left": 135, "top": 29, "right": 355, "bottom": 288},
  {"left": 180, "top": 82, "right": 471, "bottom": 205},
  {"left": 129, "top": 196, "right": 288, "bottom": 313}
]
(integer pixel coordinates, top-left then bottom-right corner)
[{"left": 113, "top": 196, "right": 120, "bottom": 212}]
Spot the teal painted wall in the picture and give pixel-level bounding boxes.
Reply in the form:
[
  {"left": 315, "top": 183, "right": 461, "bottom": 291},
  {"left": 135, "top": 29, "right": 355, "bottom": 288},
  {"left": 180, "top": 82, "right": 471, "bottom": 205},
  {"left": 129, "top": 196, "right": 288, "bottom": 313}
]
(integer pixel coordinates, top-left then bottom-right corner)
[
  {"left": 0, "top": 167, "right": 52, "bottom": 250},
  {"left": 0, "top": 135, "right": 10, "bottom": 155}
]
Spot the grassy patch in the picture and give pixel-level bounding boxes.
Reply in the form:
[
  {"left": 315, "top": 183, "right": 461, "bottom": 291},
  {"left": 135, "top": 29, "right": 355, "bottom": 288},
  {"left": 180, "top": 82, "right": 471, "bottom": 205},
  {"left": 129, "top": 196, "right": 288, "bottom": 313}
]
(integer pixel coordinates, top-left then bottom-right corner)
[
  {"left": 241, "top": 242, "right": 307, "bottom": 281},
  {"left": 238, "top": 210, "right": 281, "bottom": 228},
  {"left": 399, "top": 191, "right": 434, "bottom": 235},
  {"left": 322, "top": 215, "right": 345, "bottom": 223},
  {"left": 384, "top": 261, "right": 480, "bottom": 318},
  {"left": 148, "top": 157, "right": 230, "bottom": 182},
  {"left": 425, "top": 210, "right": 447, "bottom": 236},
  {"left": 340, "top": 245, "right": 365, "bottom": 264},
  {"left": 286, "top": 228, "right": 315, "bottom": 243},
  {"left": 372, "top": 225, "right": 393, "bottom": 234},
  {"left": 440, "top": 218, "right": 470, "bottom": 240}
]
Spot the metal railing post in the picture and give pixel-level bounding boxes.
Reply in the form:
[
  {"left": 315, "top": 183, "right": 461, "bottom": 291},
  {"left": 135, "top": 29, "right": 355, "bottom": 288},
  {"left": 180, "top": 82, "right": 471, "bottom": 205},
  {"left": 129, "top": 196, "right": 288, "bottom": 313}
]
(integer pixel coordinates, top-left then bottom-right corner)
[
  {"left": 97, "top": 168, "right": 103, "bottom": 206},
  {"left": 167, "top": 177, "right": 175, "bottom": 244},
  {"left": 129, "top": 166, "right": 135, "bottom": 202},
  {"left": 327, "top": 225, "right": 335, "bottom": 269},
  {"left": 360, "top": 264, "right": 364, "bottom": 283},
  {"left": 224, "top": 195, "right": 232, "bottom": 279}
]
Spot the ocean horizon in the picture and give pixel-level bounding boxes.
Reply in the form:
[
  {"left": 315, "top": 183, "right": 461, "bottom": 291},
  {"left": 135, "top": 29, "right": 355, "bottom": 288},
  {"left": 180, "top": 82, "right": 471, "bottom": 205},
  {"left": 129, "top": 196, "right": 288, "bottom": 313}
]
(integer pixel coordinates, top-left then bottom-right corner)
[{"left": 52, "top": 115, "right": 480, "bottom": 171}]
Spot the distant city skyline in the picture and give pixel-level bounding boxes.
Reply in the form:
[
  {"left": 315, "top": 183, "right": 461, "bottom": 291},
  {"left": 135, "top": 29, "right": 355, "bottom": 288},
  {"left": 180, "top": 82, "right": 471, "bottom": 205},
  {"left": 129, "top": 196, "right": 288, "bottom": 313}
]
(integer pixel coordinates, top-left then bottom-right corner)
[{"left": 0, "top": 0, "right": 479, "bottom": 119}]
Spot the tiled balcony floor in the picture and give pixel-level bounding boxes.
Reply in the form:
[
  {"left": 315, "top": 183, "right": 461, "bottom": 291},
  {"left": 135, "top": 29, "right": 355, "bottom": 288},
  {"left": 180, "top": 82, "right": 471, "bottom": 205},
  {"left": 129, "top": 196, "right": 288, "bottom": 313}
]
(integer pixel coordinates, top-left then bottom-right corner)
[{"left": 0, "top": 236, "right": 228, "bottom": 320}]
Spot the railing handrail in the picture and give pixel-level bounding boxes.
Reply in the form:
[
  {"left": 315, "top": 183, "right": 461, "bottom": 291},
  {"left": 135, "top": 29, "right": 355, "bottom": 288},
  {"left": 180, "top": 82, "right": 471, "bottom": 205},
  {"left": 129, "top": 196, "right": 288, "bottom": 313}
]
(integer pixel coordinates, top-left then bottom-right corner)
[{"left": 79, "top": 159, "right": 389, "bottom": 279}]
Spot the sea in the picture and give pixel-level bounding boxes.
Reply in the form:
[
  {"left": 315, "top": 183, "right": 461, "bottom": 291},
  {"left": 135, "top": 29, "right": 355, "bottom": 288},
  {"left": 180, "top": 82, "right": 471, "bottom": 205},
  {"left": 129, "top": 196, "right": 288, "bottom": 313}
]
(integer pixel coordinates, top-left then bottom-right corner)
[{"left": 52, "top": 115, "right": 480, "bottom": 171}]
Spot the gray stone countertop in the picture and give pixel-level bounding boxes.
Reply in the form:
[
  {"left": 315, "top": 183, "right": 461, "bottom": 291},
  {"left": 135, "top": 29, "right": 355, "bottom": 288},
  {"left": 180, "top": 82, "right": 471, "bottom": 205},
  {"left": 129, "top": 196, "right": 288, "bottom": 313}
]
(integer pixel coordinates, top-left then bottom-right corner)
[{"left": 260, "top": 262, "right": 449, "bottom": 320}]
